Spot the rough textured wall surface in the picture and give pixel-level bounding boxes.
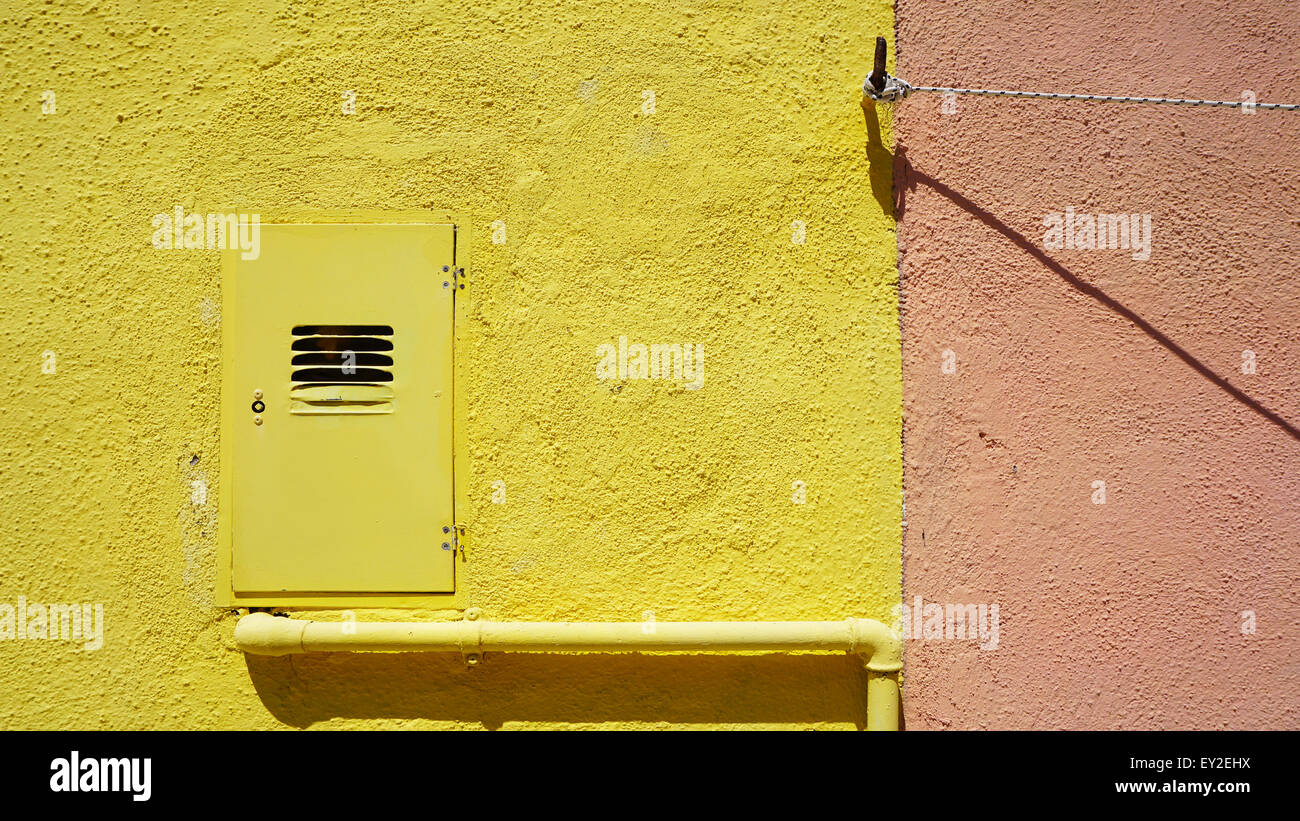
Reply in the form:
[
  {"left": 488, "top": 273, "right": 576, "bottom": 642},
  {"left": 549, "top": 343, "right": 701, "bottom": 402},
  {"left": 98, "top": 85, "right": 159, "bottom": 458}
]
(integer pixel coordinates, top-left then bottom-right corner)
[
  {"left": 0, "top": 1, "right": 900, "bottom": 728},
  {"left": 895, "top": 0, "right": 1299, "bottom": 728}
]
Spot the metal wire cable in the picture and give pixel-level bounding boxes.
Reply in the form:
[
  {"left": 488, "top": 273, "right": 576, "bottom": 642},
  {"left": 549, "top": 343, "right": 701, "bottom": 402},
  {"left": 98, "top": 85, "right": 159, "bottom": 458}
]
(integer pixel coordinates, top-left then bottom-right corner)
[
  {"left": 861, "top": 36, "right": 1299, "bottom": 109},
  {"left": 905, "top": 83, "right": 1300, "bottom": 110}
]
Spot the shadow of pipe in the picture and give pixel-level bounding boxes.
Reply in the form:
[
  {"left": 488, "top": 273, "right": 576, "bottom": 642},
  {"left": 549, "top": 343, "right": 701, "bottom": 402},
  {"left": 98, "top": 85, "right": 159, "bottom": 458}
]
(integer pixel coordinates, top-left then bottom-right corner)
[{"left": 246, "top": 650, "right": 873, "bottom": 729}]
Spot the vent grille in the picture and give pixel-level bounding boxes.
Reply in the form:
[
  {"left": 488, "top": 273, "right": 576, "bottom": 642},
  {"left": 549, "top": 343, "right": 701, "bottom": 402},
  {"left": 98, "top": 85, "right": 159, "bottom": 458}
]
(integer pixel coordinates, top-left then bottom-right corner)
[{"left": 289, "top": 325, "right": 394, "bottom": 414}]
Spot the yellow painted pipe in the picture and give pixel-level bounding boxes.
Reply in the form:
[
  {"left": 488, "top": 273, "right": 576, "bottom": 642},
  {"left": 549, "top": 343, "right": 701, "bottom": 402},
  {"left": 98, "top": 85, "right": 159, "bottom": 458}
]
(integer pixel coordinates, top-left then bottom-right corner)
[
  {"left": 866, "top": 671, "right": 900, "bottom": 732},
  {"left": 235, "top": 612, "right": 903, "bottom": 729}
]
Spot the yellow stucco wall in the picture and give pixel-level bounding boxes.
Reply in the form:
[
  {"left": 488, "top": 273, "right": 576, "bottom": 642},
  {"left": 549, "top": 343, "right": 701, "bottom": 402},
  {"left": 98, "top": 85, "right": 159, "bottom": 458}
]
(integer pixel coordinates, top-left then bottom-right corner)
[{"left": 0, "top": 0, "right": 899, "bottom": 728}]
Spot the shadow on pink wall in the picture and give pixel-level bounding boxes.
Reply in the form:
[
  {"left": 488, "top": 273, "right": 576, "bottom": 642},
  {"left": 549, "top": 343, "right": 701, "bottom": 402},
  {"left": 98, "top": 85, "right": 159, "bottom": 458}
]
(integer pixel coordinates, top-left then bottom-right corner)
[{"left": 865, "top": 99, "right": 1298, "bottom": 441}]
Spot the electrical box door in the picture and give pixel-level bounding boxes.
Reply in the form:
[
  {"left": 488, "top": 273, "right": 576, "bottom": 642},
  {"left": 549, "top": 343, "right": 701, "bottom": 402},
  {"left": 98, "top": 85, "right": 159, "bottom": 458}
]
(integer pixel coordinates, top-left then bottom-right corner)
[{"left": 222, "top": 221, "right": 456, "bottom": 599}]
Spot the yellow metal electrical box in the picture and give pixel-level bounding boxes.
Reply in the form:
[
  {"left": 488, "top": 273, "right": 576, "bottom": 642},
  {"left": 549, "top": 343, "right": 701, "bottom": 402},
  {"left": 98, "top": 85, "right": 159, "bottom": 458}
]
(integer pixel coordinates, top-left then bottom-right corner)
[{"left": 218, "top": 217, "right": 459, "bottom": 606}]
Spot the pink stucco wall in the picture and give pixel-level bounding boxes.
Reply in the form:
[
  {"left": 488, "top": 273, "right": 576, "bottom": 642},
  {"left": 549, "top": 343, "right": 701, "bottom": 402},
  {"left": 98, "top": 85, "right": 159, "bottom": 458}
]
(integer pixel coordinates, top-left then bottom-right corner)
[{"left": 894, "top": 0, "right": 1300, "bottom": 728}]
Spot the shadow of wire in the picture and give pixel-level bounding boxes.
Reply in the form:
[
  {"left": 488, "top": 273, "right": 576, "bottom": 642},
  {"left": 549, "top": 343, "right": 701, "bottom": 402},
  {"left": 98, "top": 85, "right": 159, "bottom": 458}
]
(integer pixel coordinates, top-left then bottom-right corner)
[{"left": 867, "top": 110, "right": 1299, "bottom": 443}]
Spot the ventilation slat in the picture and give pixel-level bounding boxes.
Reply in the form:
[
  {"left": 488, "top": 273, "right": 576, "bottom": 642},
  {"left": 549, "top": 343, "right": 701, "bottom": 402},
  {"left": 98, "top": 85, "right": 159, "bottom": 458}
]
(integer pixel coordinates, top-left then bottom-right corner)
[
  {"left": 292, "top": 337, "right": 393, "bottom": 352},
  {"left": 292, "top": 367, "right": 393, "bottom": 383},
  {"left": 292, "top": 324, "right": 394, "bottom": 336},
  {"left": 291, "top": 325, "right": 395, "bottom": 414},
  {"left": 291, "top": 352, "right": 394, "bottom": 366}
]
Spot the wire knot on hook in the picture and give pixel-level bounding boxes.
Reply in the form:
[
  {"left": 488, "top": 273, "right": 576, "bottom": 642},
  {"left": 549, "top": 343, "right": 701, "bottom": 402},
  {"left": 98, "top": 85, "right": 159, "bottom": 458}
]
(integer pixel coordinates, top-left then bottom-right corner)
[{"left": 862, "top": 36, "right": 912, "bottom": 102}]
